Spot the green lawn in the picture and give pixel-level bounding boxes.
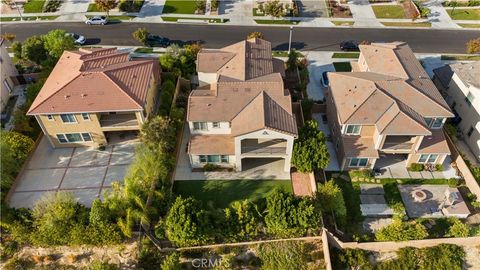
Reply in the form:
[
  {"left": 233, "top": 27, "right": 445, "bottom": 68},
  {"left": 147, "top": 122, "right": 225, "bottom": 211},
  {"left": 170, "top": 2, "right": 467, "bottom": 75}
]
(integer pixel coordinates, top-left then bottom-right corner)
[
  {"left": 332, "top": 52, "right": 360, "bottom": 58},
  {"left": 382, "top": 22, "right": 432, "bottom": 27},
  {"left": 161, "top": 17, "right": 226, "bottom": 23},
  {"left": 107, "top": 15, "right": 137, "bottom": 20},
  {"left": 441, "top": 54, "right": 480, "bottom": 60},
  {"left": 87, "top": 3, "right": 101, "bottom": 12},
  {"left": 0, "top": 15, "right": 58, "bottom": 21},
  {"left": 372, "top": 5, "right": 407, "bottom": 19},
  {"left": 23, "top": 0, "right": 46, "bottom": 13},
  {"left": 255, "top": 19, "right": 300, "bottom": 25},
  {"left": 447, "top": 8, "right": 480, "bottom": 20},
  {"left": 458, "top": 23, "right": 480, "bottom": 28},
  {"left": 173, "top": 180, "right": 292, "bottom": 208},
  {"left": 163, "top": 0, "right": 197, "bottom": 14},
  {"left": 333, "top": 62, "right": 352, "bottom": 72}
]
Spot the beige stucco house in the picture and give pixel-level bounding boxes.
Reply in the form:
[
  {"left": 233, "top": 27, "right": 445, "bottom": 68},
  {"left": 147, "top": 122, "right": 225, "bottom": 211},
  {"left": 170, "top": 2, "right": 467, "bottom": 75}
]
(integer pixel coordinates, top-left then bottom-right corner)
[
  {"left": 27, "top": 47, "right": 160, "bottom": 148},
  {"left": 433, "top": 62, "right": 480, "bottom": 162},
  {"left": 1, "top": 38, "right": 19, "bottom": 112},
  {"left": 187, "top": 38, "right": 297, "bottom": 172},
  {"left": 326, "top": 42, "right": 454, "bottom": 171}
]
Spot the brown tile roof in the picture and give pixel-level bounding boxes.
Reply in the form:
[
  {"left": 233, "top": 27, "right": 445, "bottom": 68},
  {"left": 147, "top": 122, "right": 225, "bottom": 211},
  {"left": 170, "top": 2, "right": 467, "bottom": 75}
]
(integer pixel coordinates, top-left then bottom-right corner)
[
  {"left": 342, "top": 136, "right": 379, "bottom": 158},
  {"left": 418, "top": 129, "right": 450, "bottom": 154},
  {"left": 328, "top": 42, "right": 454, "bottom": 136},
  {"left": 231, "top": 91, "right": 297, "bottom": 136},
  {"left": 188, "top": 134, "right": 235, "bottom": 155},
  {"left": 188, "top": 39, "right": 296, "bottom": 137},
  {"left": 27, "top": 48, "right": 159, "bottom": 115}
]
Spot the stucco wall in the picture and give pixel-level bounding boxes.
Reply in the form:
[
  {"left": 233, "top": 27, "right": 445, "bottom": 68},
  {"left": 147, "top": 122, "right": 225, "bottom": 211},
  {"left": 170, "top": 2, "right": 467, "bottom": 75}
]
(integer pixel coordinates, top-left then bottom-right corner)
[
  {"left": 190, "top": 154, "right": 236, "bottom": 168},
  {"left": 197, "top": 72, "right": 217, "bottom": 87},
  {"left": 189, "top": 121, "right": 231, "bottom": 135},
  {"left": 1, "top": 42, "right": 18, "bottom": 111}
]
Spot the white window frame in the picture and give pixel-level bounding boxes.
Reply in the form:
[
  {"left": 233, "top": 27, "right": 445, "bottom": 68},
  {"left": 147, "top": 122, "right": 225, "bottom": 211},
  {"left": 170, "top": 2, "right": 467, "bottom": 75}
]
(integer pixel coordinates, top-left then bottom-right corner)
[
  {"left": 199, "top": 155, "right": 207, "bottom": 163},
  {"left": 344, "top": 125, "right": 361, "bottom": 135},
  {"left": 212, "top": 122, "right": 220, "bottom": 128},
  {"left": 349, "top": 158, "right": 368, "bottom": 167},
  {"left": 81, "top": 113, "right": 90, "bottom": 121},
  {"left": 60, "top": 114, "right": 77, "bottom": 124},
  {"left": 56, "top": 132, "right": 93, "bottom": 144},
  {"left": 193, "top": 122, "right": 208, "bottom": 131},
  {"left": 46, "top": 115, "right": 54, "bottom": 121},
  {"left": 466, "top": 91, "right": 474, "bottom": 107},
  {"left": 418, "top": 154, "right": 438, "bottom": 164},
  {"left": 198, "top": 155, "right": 229, "bottom": 163}
]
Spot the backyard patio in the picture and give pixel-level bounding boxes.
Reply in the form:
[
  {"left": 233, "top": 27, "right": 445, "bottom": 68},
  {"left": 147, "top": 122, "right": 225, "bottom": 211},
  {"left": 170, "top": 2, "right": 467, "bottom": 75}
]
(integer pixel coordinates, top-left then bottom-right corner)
[{"left": 374, "top": 155, "right": 459, "bottom": 179}]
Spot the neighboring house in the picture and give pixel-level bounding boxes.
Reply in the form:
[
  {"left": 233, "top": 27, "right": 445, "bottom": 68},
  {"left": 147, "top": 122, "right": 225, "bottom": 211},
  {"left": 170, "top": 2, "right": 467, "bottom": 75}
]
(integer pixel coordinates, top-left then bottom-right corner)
[
  {"left": 27, "top": 47, "right": 161, "bottom": 148},
  {"left": 433, "top": 62, "right": 480, "bottom": 162},
  {"left": 1, "top": 38, "right": 19, "bottom": 112},
  {"left": 187, "top": 38, "right": 297, "bottom": 172},
  {"left": 326, "top": 42, "right": 454, "bottom": 171}
]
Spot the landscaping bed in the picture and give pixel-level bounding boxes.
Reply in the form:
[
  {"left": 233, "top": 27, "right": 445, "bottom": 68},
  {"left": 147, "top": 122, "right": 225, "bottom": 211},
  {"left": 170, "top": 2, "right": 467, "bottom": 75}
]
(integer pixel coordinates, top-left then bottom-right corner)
[
  {"left": 0, "top": 16, "right": 59, "bottom": 21},
  {"left": 173, "top": 180, "right": 292, "bottom": 208},
  {"left": 255, "top": 19, "right": 300, "bottom": 24},
  {"left": 332, "top": 52, "right": 360, "bottom": 58},
  {"left": 331, "top": 20, "right": 354, "bottom": 26},
  {"left": 372, "top": 5, "right": 407, "bottom": 18},
  {"left": 382, "top": 22, "right": 431, "bottom": 27},
  {"left": 327, "top": 0, "right": 352, "bottom": 18},
  {"left": 333, "top": 62, "right": 352, "bottom": 72}
]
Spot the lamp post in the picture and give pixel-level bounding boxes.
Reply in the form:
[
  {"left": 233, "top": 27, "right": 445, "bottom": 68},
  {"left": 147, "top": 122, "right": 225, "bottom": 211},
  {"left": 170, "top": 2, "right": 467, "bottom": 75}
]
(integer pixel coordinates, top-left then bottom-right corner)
[{"left": 288, "top": 26, "right": 293, "bottom": 54}]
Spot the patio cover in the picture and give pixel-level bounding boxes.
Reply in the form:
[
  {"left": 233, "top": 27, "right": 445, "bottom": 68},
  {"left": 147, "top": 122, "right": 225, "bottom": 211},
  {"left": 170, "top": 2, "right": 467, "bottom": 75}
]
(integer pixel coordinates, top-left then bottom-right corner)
[{"left": 188, "top": 135, "right": 235, "bottom": 155}]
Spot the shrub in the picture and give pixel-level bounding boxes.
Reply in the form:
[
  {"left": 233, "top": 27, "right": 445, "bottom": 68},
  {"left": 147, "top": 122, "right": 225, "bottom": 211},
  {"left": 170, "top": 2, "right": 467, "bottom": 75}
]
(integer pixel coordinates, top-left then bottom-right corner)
[
  {"left": 408, "top": 163, "right": 424, "bottom": 171},
  {"left": 247, "top": 31, "right": 264, "bottom": 39},
  {"left": 88, "top": 260, "right": 118, "bottom": 270},
  {"left": 436, "top": 164, "right": 445, "bottom": 171},
  {"left": 160, "top": 252, "right": 180, "bottom": 270},
  {"left": 118, "top": 0, "right": 144, "bottom": 12},
  {"left": 375, "top": 220, "right": 428, "bottom": 241},
  {"left": 348, "top": 169, "right": 374, "bottom": 179},
  {"left": 292, "top": 120, "right": 330, "bottom": 173},
  {"left": 3, "top": 257, "right": 35, "bottom": 270},
  {"left": 316, "top": 180, "right": 347, "bottom": 226},
  {"left": 195, "top": 0, "right": 206, "bottom": 13},
  {"left": 203, "top": 163, "right": 220, "bottom": 171},
  {"left": 466, "top": 38, "right": 480, "bottom": 54},
  {"left": 447, "top": 218, "right": 469, "bottom": 237},
  {"left": 257, "top": 241, "right": 309, "bottom": 270},
  {"left": 221, "top": 200, "right": 260, "bottom": 241},
  {"left": 132, "top": 28, "right": 150, "bottom": 45},
  {"left": 43, "top": 0, "right": 62, "bottom": 12}
]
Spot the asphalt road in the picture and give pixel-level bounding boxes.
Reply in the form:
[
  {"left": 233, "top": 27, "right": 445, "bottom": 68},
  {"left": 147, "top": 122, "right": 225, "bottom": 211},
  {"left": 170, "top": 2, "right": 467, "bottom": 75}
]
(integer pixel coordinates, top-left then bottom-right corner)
[{"left": 2, "top": 22, "right": 479, "bottom": 53}]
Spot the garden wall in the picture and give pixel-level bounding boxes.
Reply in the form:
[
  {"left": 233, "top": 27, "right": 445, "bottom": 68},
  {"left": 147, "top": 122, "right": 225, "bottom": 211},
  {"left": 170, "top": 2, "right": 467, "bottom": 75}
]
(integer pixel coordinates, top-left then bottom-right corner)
[
  {"left": 325, "top": 229, "right": 480, "bottom": 253},
  {"left": 445, "top": 132, "right": 480, "bottom": 201}
]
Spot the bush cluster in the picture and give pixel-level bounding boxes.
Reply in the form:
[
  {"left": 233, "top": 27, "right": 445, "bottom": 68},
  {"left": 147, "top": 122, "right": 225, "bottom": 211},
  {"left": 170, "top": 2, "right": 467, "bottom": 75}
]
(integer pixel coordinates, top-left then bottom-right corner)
[
  {"left": 408, "top": 163, "right": 424, "bottom": 171},
  {"left": 119, "top": 0, "right": 144, "bottom": 12}
]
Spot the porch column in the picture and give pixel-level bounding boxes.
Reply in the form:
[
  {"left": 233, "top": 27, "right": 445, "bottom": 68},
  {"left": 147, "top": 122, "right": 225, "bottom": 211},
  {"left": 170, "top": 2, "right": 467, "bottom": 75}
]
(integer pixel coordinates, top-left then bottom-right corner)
[
  {"left": 284, "top": 137, "right": 294, "bottom": 172},
  {"left": 234, "top": 137, "right": 242, "bottom": 171}
]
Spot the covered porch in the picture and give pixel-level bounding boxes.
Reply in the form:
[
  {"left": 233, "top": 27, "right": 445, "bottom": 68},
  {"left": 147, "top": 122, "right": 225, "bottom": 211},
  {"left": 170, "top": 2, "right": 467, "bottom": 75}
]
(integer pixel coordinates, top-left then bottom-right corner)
[{"left": 374, "top": 154, "right": 459, "bottom": 179}]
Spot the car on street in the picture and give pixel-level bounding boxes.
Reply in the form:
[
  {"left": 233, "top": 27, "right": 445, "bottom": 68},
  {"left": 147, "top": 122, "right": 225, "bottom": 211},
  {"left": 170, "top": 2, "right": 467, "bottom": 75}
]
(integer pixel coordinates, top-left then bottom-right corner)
[
  {"left": 321, "top": 71, "right": 329, "bottom": 87},
  {"left": 340, "top": 40, "right": 359, "bottom": 51},
  {"left": 85, "top": 16, "right": 108, "bottom": 25},
  {"left": 67, "top": 33, "right": 86, "bottom": 45},
  {"left": 145, "top": 34, "right": 171, "bottom": 48}
]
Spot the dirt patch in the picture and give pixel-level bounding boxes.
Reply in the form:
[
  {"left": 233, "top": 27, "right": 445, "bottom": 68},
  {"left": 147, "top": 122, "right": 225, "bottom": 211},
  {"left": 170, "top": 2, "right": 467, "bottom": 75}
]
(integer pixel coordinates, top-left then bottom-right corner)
[
  {"left": 464, "top": 246, "right": 480, "bottom": 269},
  {"left": 2, "top": 241, "right": 138, "bottom": 269}
]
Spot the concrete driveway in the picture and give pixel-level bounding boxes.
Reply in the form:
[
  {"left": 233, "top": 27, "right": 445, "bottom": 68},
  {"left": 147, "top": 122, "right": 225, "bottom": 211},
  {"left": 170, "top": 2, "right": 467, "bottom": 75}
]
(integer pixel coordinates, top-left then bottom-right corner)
[
  {"left": 306, "top": 51, "right": 336, "bottom": 101},
  {"left": 7, "top": 136, "right": 137, "bottom": 209}
]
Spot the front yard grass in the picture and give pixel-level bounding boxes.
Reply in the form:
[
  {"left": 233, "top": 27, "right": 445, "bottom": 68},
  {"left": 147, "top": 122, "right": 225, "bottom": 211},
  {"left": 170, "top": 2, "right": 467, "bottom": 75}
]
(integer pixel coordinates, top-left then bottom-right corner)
[
  {"left": 107, "top": 15, "right": 137, "bottom": 20},
  {"left": 382, "top": 22, "right": 432, "bottom": 27},
  {"left": 0, "top": 15, "right": 58, "bottom": 21},
  {"left": 372, "top": 5, "right": 407, "bottom": 19},
  {"left": 441, "top": 54, "right": 480, "bottom": 60},
  {"left": 447, "top": 8, "right": 480, "bottom": 20},
  {"left": 162, "top": 17, "right": 226, "bottom": 23},
  {"left": 458, "top": 23, "right": 480, "bottom": 28},
  {"left": 173, "top": 180, "right": 292, "bottom": 208},
  {"left": 163, "top": 0, "right": 197, "bottom": 14},
  {"left": 23, "top": 0, "right": 46, "bottom": 13},
  {"left": 255, "top": 19, "right": 300, "bottom": 24},
  {"left": 333, "top": 62, "right": 352, "bottom": 72},
  {"left": 87, "top": 3, "right": 101, "bottom": 12},
  {"left": 332, "top": 52, "right": 360, "bottom": 58}
]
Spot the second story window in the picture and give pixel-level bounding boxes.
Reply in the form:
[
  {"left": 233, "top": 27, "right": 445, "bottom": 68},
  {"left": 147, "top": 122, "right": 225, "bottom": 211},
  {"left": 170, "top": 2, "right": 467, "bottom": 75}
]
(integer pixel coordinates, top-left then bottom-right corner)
[
  {"left": 465, "top": 92, "right": 475, "bottom": 107},
  {"left": 46, "top": 115, "right": 54, "bottom": 121},
  {"left": 425, "top": 117, "right": 444, "bottom": 129},
  {"left": 345, "top": 125, "right": 361, "bottom": 135},
  {"left": 60, "top": 114, "right": 77, "bottom": 124},
  {"left": 212, "top": 122, "right": 220, "bottom": 128},
  {"left": 82, "top": 113, "right": 90, "bottom": 121},
  {"left": 193, "top": 122, "right": 207, "bottom": 131}
]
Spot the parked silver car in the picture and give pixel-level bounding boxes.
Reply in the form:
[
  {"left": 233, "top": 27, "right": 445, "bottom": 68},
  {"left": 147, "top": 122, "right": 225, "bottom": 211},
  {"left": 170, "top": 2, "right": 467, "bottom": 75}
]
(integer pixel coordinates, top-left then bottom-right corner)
[
  {"left": 85, "top": 16, "right": 107, "bottom": 25},
  {"left": 67, "top": 33, "right": 86, "bottom": 45}
]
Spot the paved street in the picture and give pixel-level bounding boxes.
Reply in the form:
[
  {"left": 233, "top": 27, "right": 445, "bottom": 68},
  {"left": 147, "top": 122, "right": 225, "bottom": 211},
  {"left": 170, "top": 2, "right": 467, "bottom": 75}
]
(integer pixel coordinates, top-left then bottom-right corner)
[{"left": 2, "top": 22, "right": 479, "bottom": 53}]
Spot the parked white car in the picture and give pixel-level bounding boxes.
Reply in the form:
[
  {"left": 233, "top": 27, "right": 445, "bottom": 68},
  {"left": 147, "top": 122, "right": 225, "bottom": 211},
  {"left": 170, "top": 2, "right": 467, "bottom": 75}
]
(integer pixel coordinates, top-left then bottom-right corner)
[
  {"left": 85, "top": 16, "right": 108, "bottom": 25},
  {"left": 67, "top": 33, "right": 86, "bottom": 45}
]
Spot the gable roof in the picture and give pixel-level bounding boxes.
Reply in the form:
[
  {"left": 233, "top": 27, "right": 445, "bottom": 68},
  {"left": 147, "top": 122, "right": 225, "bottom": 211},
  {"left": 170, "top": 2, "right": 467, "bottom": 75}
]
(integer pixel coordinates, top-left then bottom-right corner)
[
  {"left": 28, "top": 48, "right": 159, "bottom": 115},
  {"left": 328, "top": 42, "right": 453, "bottom": 136},
  {"left": 188, "top": 38, "right": 297, "bottom": 137}
]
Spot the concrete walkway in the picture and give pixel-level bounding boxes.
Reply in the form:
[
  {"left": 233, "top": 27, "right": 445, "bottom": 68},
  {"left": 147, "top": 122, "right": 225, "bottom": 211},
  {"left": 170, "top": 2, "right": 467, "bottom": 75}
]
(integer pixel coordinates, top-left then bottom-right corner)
[
  {"left": 135, "top": 0, "right": 165, "bottom": 22},
  {"left": 220, "top": 0, "right": 255, "bottom": 25},
  {"left": 423, "top": 0, "right": 460, "bottom": 29},
  {"left": 348, "top": 0, "right": 384, "bottom": 28},
  {"left": 57, "top": 0, "right": 90, "bottom": 21}
]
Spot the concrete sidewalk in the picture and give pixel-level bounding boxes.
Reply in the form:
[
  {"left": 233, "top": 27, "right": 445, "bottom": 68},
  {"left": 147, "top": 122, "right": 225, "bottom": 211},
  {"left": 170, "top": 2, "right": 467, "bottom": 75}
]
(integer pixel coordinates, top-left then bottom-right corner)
[
  {"left": 423, "top": 0, "right": 460, "bottom": 29},
  {"left": 348, "top": 0, "right": 384, "bottom": 28}
]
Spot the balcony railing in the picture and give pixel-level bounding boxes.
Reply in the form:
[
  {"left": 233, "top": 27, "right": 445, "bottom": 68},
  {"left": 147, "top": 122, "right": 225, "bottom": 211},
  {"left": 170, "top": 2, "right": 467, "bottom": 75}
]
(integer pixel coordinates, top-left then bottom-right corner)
[
  {"left": 382, "top": 142, "right": 414, "bottom": 151},
  {"left": 100, "top": 114, "right": 139, "bottom": 128},
  {"left": 241, "top": 147, "right": 287, "bottom": 155}
]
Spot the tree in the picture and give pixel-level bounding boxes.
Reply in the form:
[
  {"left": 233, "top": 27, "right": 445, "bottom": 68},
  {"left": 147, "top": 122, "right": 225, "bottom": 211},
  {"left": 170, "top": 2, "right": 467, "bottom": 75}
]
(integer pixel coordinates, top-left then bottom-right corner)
[
  {"left": 195, "top": 0, "right": 206, "bottom": 13},
  {"left": 447, "top": 218, "right": 469, "bottom": 237},
  {"left": 222, "top": 200, "right": 260, "bottom": 241},
  {"left": 140, "top": 116, "right": 177, "bottom": 151},
  {"left": 132, "top": 27, "right": 149, "bottom": 46},
  {"left": 11, "top": 41, "right": 22, "bottom": 59},
  {"left": 291, "top": 120, "right": 330, "bottom": 173},
  {"left": 264, "top": 0, "right": 284, "bottom": 17},
  {"left": 43, "top": 29, "right": 76, "bottom": 59},
  {"left": 21, "top": 36, "right": 47, "bottom": 64},
  {"left": 466, "top": 38, "right": 480, "bottom": 54},
  {"left": 161, "top": 252, "right": 181, "bottom": 270},
  {"left": 164, "top": 196, "right": 212, "bottom": 247},
  {"left": 0, "top": 131, "right": 34, "bottom": 161},
  {"left": 211, "top": 0, "right": 219, "bottom": 10},
  {"left": 375, "top": 220, "right": 428, "bottom": 241},
  {"left": 247, "top": 31, "right": 264, "bottom": 39},
  {"left": 316, "top": 180, "right": 347, "bottom": 226},
  {"left": 1, "top": 32, "right": 15, "bottom": 43},
  {"left": 94, "top": 0, "right": 117, "bottom": 17},
  {"left": 287, "top": 49, "right": 300, "bottom": 71}
]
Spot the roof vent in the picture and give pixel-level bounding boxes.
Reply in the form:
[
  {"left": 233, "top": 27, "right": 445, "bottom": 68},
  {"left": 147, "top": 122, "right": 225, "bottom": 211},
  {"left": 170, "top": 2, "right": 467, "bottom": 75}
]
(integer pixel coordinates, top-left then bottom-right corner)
[
  {"left": 207, "top": 104, "right": 212, "bottom": 107},
  {"left": 132, "top": 74, "right": 137, "bottom": 79},
  {"left": 245, "top": 88, "right": 251, "bottom": 92},
  {"left": 81, "top": 94, "right": 87, "bottom": 98},
  {"left": 64, "top": 95, "right": 70, "bottom": 99}
]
